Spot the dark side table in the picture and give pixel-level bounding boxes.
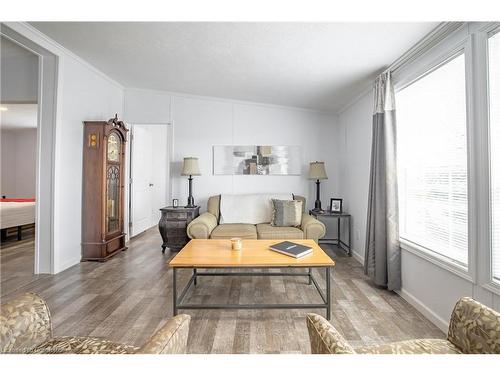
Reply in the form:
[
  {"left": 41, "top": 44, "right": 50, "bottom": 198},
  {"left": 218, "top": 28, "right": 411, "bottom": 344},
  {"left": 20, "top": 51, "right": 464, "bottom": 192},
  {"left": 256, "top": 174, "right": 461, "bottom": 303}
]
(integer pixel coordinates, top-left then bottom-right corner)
[
  {"left": 158, "top": 206, "right": 200, "bottom": 253},
  {"left": 309, "top": 210, "right": 352, "bottom": 256}
]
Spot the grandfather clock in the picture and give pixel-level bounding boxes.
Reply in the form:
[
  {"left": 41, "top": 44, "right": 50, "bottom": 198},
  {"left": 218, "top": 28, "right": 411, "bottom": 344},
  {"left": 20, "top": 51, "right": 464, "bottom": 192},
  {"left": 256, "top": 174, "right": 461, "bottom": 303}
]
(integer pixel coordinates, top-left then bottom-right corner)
[{"left": 81, "top": 115, "right": 128, "bottom": 261}]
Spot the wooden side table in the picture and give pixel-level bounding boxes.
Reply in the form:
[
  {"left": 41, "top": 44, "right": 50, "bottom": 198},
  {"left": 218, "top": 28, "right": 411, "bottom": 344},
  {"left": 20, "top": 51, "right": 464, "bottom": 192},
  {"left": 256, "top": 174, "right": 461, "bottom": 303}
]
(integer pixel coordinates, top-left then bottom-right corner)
[
  {"left": 309, "top": 210, "right": 352, "bottom": 256},
  {"left": 158, "top": 206, "right": 200, "bottom": 253}
]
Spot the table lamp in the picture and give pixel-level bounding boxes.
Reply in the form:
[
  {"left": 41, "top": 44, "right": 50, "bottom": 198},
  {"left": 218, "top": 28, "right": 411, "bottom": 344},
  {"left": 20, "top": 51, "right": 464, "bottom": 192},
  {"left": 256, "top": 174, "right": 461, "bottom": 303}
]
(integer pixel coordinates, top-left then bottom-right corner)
[
  {"left": 308, "top": 161, "right": 328, "bottom": 212},
  {"left": 181, "top": 157, "right": 201, "bottom": 208}
]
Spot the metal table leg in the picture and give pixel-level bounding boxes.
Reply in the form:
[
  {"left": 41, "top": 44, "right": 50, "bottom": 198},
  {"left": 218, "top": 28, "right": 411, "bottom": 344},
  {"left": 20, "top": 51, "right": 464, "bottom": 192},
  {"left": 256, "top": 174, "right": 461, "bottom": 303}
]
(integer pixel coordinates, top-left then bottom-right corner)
[
  {"left": 348, "top": 216, "right": 352, "bottom": 256},
  {"left": 326, "top": 267, "right": 331, "bottom": 320},
  {"left": 337, "top": 216, "right": 342, "bottom": 247},
  {"left": 173, "top": 268, "right": 177, "bottom": 316}
]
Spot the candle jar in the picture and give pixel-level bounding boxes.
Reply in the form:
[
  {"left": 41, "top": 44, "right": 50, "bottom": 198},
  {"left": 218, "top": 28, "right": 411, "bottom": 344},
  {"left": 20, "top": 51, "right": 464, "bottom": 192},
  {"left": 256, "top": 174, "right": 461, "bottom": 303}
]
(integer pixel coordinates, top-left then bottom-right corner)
[{"left": 230, "top": 238, "right": 242, "bottom": 251}]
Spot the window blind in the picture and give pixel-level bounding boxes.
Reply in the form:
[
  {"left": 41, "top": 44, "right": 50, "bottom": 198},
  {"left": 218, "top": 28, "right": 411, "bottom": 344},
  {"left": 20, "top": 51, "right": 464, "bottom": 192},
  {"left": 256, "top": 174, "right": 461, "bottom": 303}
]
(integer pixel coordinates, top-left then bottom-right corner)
[
  {"left": 489, "top": 31, "right": 500, "bottom": 282},
  {"left": 396, "top": 53, "right": 468, "bottom": 266}
]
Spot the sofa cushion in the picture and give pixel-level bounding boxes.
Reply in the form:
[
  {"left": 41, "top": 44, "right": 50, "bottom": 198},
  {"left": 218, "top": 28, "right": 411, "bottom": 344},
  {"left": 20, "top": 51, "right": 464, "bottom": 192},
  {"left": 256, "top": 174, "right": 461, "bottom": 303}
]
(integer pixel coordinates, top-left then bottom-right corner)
[
  {"left": 292, "top": 194, "right": 307, "bottom": 213},
  {"left": 256, "top": 224, "right": 304, "bottom": 240},
  {"left": 271, "top": 199, "right": 302, "bottom": 227},
  {"left": 355, "top": 339, "right": 461, "bottom": 354},
  {"left": 219, "top": 193, "right": 293, "bottom": 224},
  {"left": 210, "top": 224, "right": 257, "bottom": 239},
  {"left": 207, "top": 195, "right": 221, "bottom": 223},
  {"left": 29, "top": 336, "right": 139, "bottom": 354}
]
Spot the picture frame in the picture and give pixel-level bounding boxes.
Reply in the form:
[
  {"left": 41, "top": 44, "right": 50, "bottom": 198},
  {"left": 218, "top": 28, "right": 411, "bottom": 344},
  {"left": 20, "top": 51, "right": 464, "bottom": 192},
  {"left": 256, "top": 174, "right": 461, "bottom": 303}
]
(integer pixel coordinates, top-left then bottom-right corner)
[
  {"left": 172, "top": 198, "right": 179, "bottom": 208},
  {"left": 330, "top": 198, "right": 343, "bottom": 213}
]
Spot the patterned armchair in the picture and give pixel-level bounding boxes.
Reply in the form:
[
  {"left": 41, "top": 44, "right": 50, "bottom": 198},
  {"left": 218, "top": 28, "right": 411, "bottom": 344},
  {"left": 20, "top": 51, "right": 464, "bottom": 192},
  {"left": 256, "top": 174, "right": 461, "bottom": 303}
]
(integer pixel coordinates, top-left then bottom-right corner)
[
  {"left": 307, "top": 297, "right": 500, "bottom": 354},
  {"left": 0, "top": 293, "right": 191, "bottom": 354}
]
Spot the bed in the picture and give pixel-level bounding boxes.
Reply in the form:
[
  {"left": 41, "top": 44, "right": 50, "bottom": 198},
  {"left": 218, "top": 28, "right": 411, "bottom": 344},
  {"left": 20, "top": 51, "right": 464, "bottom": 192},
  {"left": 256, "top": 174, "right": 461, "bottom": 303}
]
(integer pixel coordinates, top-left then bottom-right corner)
[{"left": 0, "top": 198, "right": 36, "bottom": 241}]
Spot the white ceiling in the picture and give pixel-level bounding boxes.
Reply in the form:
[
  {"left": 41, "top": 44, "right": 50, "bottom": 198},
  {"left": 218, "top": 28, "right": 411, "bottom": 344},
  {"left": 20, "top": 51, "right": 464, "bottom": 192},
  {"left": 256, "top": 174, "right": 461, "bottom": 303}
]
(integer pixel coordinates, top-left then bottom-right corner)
[
  {"left": 0, "top": 104, "right": 38, "bottom": 130},
  {"left": 30, "top": 22, "right": 438, "bottom": 113}
]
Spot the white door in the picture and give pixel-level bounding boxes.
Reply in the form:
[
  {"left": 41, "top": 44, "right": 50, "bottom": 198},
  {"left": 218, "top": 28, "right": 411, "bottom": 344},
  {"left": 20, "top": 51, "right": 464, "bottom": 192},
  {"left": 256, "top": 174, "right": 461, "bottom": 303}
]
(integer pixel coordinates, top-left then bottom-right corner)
[
  {"left": 130, "top": 124, "right": 169, "bottom": 237},
  {"left": 131, "top": 126, "right": 153, "bottom": 236}
]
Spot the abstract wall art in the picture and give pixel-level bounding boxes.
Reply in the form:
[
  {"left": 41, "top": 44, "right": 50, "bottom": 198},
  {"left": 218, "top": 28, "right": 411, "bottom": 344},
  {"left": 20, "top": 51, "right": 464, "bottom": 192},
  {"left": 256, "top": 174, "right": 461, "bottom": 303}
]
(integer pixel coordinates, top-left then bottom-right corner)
[{"left": 213, "top": 145, "right": 302, "bottom": 175}]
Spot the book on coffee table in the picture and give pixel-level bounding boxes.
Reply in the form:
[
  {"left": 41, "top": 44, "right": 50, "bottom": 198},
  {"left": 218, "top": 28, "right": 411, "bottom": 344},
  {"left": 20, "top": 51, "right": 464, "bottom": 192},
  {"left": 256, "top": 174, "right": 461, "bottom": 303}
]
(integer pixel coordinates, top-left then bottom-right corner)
[{"left": 269, "top": 241, "right": 313, "bottom": 258}]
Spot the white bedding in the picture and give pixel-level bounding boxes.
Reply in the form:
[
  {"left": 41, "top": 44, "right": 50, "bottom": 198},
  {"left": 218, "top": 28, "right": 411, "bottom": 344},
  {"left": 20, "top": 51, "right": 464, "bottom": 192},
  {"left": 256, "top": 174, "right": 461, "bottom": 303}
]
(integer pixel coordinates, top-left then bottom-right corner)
[
  {"left": 0, "top": 202, "right": 36, "bottom": 229},
  {"left": 219, "top": 193, "right": 293, "bottom": 224}
]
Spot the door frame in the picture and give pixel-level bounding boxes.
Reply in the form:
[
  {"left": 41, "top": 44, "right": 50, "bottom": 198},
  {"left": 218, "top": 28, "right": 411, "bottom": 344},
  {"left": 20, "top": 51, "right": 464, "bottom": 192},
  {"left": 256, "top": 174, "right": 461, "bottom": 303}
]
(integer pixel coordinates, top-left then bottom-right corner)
[
  {"left": 126, "top": 122, "right": 173, "bottom": 241},
  {"left": 1, "top": 24, "right": 58, "bottom": 274}
]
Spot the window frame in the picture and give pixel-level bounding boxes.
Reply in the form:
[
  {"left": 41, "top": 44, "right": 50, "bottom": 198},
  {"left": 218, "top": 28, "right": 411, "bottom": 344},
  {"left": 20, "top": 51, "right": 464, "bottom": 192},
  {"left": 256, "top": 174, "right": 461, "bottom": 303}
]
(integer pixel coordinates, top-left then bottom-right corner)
[
  {"left": 394, "top": 40, "right": 475, "bottom": 281},
  {"left": 483, "top": 25, "right": 500, "bottom": 294}
]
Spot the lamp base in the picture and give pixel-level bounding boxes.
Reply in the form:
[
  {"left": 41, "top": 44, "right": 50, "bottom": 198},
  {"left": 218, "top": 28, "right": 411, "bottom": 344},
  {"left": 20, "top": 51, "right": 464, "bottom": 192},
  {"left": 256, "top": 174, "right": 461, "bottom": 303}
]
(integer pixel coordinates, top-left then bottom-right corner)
[
  {"left": 185, "top": 176, "right": 195, "bottom": 208},
  {"left": 313, "top": 179, "right": 322, "bottom": 212},
  {"left": 185, "top": 195, "right": 195, "bottom": 208}
]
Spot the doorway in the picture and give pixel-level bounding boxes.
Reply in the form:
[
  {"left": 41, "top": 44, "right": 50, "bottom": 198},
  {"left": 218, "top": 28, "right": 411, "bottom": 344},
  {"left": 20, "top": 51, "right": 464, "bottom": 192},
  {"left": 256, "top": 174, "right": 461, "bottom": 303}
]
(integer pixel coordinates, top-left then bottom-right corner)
[
  {"left": 1, "top": 24, "right": 58, "bottom": 276},
  {"left": 0, "top": 37, "right": 40, "bottom": 291},
  {"left": 129, "top": 123, "right": 172, "bottom": 238}
]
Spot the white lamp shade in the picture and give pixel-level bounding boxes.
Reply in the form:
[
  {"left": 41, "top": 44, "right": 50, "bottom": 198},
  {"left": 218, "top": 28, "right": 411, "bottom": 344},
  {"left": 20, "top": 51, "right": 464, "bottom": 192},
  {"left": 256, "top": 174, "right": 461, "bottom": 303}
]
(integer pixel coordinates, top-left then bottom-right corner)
[
  {"left": 308, "top": 161, "right": 328, "bottom": 180},
  {"left": 181, "top": 157, "right": 201, "bottom": 176}
]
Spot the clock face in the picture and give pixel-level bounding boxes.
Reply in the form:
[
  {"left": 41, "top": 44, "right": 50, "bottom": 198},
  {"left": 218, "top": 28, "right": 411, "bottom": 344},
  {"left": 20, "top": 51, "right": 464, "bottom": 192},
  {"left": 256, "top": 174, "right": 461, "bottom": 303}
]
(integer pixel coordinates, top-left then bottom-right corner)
[{"left": 107, "top": 133, "right": 120, "bottom": 162}]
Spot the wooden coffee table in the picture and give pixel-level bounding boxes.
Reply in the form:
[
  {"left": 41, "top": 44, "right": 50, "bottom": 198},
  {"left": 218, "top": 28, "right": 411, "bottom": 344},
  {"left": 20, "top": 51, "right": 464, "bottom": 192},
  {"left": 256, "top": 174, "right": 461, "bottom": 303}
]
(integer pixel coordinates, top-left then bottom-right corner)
[{"left": 168, "top": 239, "right": 336, "bottom": 319}]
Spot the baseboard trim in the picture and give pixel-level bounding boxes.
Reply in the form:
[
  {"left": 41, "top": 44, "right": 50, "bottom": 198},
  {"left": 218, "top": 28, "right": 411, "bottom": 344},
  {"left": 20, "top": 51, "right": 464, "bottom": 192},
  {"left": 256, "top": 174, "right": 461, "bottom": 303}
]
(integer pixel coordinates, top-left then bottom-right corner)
[
  {"left": 55, "top": 256, "right": 81, "bottom": 274},
  {"left": 397, "top": 288, "right": 449, "bottom": 333},
  {"left": 351, "top": 250, "right": 364, "bottom": 265}
]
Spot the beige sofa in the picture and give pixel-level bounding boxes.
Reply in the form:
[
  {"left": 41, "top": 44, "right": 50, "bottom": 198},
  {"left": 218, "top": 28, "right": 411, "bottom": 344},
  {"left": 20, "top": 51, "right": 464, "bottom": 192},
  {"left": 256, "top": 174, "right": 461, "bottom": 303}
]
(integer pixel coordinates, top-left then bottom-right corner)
[{"left": 187, "top": 194, "right": 326, "bottom": 242}]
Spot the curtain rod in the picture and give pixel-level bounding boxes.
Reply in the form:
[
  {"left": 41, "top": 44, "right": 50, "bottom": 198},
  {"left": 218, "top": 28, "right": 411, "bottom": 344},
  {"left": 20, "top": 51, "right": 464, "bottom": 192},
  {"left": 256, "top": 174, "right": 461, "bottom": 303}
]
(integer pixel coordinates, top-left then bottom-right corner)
[{"left": 382, "top": 22, "right": 465, "bottom": 76}]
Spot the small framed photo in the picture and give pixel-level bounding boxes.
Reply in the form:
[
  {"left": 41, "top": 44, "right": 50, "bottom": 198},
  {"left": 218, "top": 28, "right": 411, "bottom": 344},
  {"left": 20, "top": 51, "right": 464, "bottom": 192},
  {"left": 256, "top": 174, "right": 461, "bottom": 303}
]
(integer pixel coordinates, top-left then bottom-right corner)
[
  {"left": 330, "top": 198, "right": 343, "bottom": 213},
  {"left": 172, "top": 199, "right": 179, "bottom": 208}
]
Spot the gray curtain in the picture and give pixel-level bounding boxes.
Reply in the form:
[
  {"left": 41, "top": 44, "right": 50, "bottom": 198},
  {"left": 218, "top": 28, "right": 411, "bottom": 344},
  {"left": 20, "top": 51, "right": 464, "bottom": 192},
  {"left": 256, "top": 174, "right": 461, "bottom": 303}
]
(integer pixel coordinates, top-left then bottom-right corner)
[{"left": 364, "top": 72, "right": 401, "bottom": 291}]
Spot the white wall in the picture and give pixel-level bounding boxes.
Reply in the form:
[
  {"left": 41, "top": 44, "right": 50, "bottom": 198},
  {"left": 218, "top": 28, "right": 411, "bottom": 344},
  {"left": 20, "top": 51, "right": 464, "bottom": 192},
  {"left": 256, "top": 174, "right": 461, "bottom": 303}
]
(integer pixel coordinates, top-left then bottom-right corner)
[
  {"left": 0, "top": 39, "right": 38, "bottom": 103},
  {"left": 52, "top": 55, "right": 124, "bottom": 272},
  {"left": 0, "top": 131, "right": 16, "bottom": 196},
  {"left": 337, "top": 92, "right": 373, "bottom": 262},
  {"left": 0, "top": 129, "right": 37, "bottom": 198},
  {"left": 125, "top": 89, "right": 340, "bottom": 215},
  {"left": 0, "top": 37, "right": 38, "bottom": 199}
]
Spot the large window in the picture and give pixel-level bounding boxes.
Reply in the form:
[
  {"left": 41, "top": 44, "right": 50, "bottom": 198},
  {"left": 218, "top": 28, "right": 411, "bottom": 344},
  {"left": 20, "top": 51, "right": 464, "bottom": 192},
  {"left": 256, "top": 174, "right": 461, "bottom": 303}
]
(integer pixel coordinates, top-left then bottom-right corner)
[
  {"left": 396, "top": 53, "right": 468, "bottom": 267},
  {"left": 489, "top": 30, "right": 500, "bottom": 282}
]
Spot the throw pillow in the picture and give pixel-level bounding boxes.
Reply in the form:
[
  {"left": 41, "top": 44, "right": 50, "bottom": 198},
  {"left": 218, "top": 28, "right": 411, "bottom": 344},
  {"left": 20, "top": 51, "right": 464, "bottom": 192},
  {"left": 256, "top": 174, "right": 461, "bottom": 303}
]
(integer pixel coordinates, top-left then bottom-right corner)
[{"left": 271, "top": 199, "right": 302, "bottom": 227}]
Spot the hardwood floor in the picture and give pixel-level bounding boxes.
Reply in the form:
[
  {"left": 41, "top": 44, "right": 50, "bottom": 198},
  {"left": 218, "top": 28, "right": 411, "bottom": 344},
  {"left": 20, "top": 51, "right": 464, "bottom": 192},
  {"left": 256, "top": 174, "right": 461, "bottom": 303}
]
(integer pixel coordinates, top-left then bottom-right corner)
[
  {"left": 0, "top": 227, "right": 444, "bottom": 353},
  {"left": 0, "top": 227, "right": 46, "bottom": 296}
]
